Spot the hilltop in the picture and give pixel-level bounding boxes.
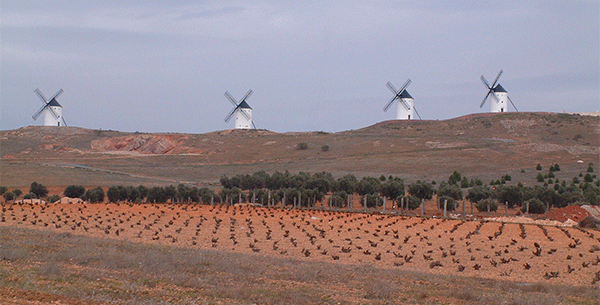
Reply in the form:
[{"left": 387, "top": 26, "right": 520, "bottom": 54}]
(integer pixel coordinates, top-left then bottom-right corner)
[{"left": 1, "top": 112, "right": 598, "bottom": 188}]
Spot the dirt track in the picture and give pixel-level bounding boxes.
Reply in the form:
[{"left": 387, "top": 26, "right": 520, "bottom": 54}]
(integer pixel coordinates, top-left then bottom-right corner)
[{"left": 3, "top": 202, "right": 599, "bottom": 286}]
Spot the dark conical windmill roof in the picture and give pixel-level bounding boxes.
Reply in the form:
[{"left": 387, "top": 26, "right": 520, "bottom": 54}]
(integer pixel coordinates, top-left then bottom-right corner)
[
  {"left": 493, "top": 84, "right": 507, "bottom": 93},
  {"left": 238, "top": 100, "right": 252, "bottom": 109},
  {"left": 48, "top": 98, "right": 62, "bottom": 107},
  {"left": 399, "top": 90, "right": 413, "bottom": 99}
]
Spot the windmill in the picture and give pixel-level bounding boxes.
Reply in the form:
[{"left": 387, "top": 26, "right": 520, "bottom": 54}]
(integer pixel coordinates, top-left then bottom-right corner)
[
  {"left": 32, "top": 88, "right": 67, "bottom": 126},
  {"left": 480, "top": 70, "right": 518, "bottom": 113},
  {"left": 384, "top": 79, "right": 421, "bottom": 120},
  {"left": 224, "top": 89, "right": 255, "bottom": 129}
]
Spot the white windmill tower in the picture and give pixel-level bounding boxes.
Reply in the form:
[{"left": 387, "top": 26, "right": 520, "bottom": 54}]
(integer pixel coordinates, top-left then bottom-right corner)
[
  {"left": 32, "top": 88, "right": 67, "bottom": 126},
  {"left": 383, "top": 79, "right": 422, "bottom": 120},
  {"left": 480, "top": 70, "right": 519, "bottom": 113},
  {"left": 224, "top": 89, "right": 256, "bottom": 129}
]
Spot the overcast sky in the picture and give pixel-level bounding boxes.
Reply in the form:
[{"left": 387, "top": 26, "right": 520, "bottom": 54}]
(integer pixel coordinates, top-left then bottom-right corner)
[{"left": 2, "top": 1, "right": 598, "bottom": 133}]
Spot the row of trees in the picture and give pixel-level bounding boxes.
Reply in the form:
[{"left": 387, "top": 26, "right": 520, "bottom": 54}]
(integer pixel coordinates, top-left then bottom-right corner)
[{"left": 2, "top": 163, "right": 597, "bottom": 213}]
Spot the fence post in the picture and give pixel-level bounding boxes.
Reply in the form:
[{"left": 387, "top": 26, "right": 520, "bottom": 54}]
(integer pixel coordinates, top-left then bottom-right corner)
[
  {"left": 443, "top": 199, "right": 447, "bottom": 218},
  {"left": 383, "top": 197, "right": 386, "bottom": 213},
  {"left": 421, "top": 199, "right": 424, "bottom": 216}
]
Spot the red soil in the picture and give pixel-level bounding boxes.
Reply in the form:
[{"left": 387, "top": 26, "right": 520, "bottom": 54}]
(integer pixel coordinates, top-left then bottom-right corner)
[{"left": 544, "top": 205, "right": 590, "bottom": 222}]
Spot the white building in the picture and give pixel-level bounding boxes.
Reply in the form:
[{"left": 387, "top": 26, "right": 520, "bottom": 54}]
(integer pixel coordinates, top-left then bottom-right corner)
[
  {"left": 235, "top": 101, "right": 253, "bottom": 129},
  {"left": 490, "top": 84, "right": 508, "bottom": 113},
  {"left": 43, "top": 99, "right": 64, "bottom": 126},
  {"left": 396, "top": 90, "right": 415, "bottom": 120}
]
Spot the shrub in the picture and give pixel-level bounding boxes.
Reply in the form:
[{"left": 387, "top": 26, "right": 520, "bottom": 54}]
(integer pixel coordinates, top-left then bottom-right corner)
[
  {"left": 578, "top": 216, "right": 600, "bottom": 229},
  {"left": 536, "top": 163, "right": 542, "bottom": 171},
  {"left": 147, "top": 187, "right": 168, "bottom": 203},
  {"left": 83, "top": 187, "right": 105, "bottom": 203},
  {"left": 466, "top": 186, "right": 492, "bottom": 203},
  {"left": 321, "top": 145, "right": 329, "bottom": 152},
  {"left": 3, "top": 192, "right": 15, "bottom": 201},
  {"left": 47, "top": 194, "right": 61, "bottom": 203},
  {"left": 553, "top": 164, "right": 561, "bottom": 171},
  {"left": 522, "top": 198, "right": 546, "bottom": 214},
  {"left": 364, "top": 193, "right": 383, "bottom": 208},
  {"left": 380, "top": 179, "right": 404, "bottom": 200},
  {"left": 494, "top": 185, "right": 523, "bottom": 208},
  {"left": 0, "top": 186, "right": 6, "bottom": 195},
  {"left": 438, "top": 183, "right": 462, "bottom": 201},
  {"left": 107, "top": 186, "right": 128, "bottom": 202},
  {"left": 29, "top": 182, "right": 48, "bottom": 198},
  {"left": 584, "top": 173, "right": 593, "bottom": 183},
  {"left": 64, "top": 185, "right": 85, "bottom": 198},
  {"left": 404, "top": 195, "right": 421, "bottom": 210},
  {"left": 476, "top": 198, "right": 498, "bottom": 212},
  {"left": 588, "top": 163, "right": 594, "bottom": 173},
  {"left": 448, "top": 171, "right": 462, "bottom": 185},
  {"left": 23, "top": 193, "right": 37, "bottom": 200},
  {"left": 12, "top": 189, "right": 22, "bottom": 198},
  {"left": 438, "top": 196, "right": 457, "bottom": 211},
  {"left": 297, "top": 142, "right": 308, "bottom": 150},
  {"left": 408, "top": 180, "right": 434, "bottom": 200}
]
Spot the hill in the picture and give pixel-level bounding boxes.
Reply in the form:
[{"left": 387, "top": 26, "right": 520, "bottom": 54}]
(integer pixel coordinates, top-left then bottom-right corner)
[{"left": 1, "top": 112, "right": 598, "bottom": 188}]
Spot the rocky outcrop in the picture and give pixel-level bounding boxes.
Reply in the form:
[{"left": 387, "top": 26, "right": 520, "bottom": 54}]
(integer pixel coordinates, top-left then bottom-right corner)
[{"left": 91, "top": 135, "right": 186, "bottom": 154}]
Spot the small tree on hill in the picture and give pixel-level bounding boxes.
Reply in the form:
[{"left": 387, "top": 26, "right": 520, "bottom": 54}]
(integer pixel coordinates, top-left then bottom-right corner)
[
  {"left": 29, "top": 182, "right": 49, "bottom": 198},
  {"left": 407, "top": 180, "right": 434, "bottom": 201},
  {"left": 64, "top": 185, "right": 85, "bottom": 198}
]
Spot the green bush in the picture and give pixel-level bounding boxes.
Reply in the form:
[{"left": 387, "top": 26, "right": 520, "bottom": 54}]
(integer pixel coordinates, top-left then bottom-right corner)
[
  {"left": 536, "top": 164, "right": 542, "bottom": 171},
  {"left": 297, "top": 142, "right": 308, "bottom": 150},
  {"left": 12, "top": 189, "right": 22, "bottom": 198},
  {"left": 475, "top": 198, "right": 498, "bottom": 212},
  {"left": 3, "top": 192, "right": 15, "bottom": 201},
  {"left": 64, "top": 185, "right": 85, "bottom": 198},
  {"left": 584, "top": 173, "right": 593, "bottom": 183},
  {"left": 522, "top": 198, "right": 546, "bottom": 214},
  {"left": 408, "top": 180, "right": 434, "bottom": 200},
  {"left": 0, "top": 186, "right": 6, "bottom": 195},
  {"left": 466, "top": 186, "right": 492, "bottom": 203},
  {"left": 23, "top": 193, "right": 37, "bottom": 200},
  {"left": 47, "top": 194, "right": 61, "bottom": 203},
  {"left": 587, "top": 163, "right": 594, "bottom": 173},
  {"left": 364, "top": 193, "right": 383, "bottom": 208},
  {"left": 404, "top": 195, "right": 421, "bottom": 210},
  {"left": 321, "top": 145, "right": 329, "bottom": 152},
  {"left": 438, "top": 196, "right": 457, "bottom": 211},
  {"left": 29, "top": 182, "right": 48, "bottom": 198},
  {"left": 83, "top": 187, "right": 104, "bottom": 203}
]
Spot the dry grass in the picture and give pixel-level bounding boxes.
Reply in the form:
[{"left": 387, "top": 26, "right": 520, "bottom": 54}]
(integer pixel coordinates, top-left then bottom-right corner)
[{"left": 1, "top": 226, "right": 598, "bottom": 305}]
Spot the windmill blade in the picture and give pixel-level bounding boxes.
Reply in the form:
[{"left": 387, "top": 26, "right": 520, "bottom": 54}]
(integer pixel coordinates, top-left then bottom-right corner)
[
  {"left": 490, "top": 70, "right": 503, "bottom": 88},
  {"left": 507, "top": 96, "right": 519, "bottom": 112},
  {"left": 386, "top": 81, "right": 398, "bottom": 94},
  {"left": 397, "top": 79, "right": 412, "bottom": 96},
  {"left": 61, "top": 117, "right": 68, "bottom": 126},
  {"left": 239, "top": 108, "right": 251, "bottom": 120},
  {"left": 240, "top": 89, "right": 253, "bottom": 102},
  {"left": 399, "top": 99, "right": 410, "bottom": 110},
  {"left": 251, "top": 121, "right": 257, "bottom": 129},
  {"left": 480, "top": 75, "right": 491, "bottom": 89},
  {"left": 480, "top": 90, "right": 492, "bottom": 108},
  {"left": 47, "top": 106, "right": 61, "bottom": 120},
  {"left": 414, "top": 106, "right": 422, "bottom": 120},
  {"left": 50, "top": 88, "right": 64, "bottom": 100},
  {"left": 383, "top": 96, "right": 398, "bottom": 112},
  {"left": 224, "top": 91, "right": 239, "bottom": 106},
  {"left": 490, "top": 91, "right": 500, "bottom": 103},
  {"left": 224, "top": 106, "right": 239, "bottom": 123},
  {"left": 34, "top": 88, "right": 48, "bottom": 103},
  {"left": 32, "top": 104, "right": 48, "bottom": 120}
]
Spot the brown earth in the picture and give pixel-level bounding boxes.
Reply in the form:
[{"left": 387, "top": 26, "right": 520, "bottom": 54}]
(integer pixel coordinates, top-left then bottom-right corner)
[
  {"left": 1, "top": 112, "right": 598, "bottom": 188},
  {"left": 3, "top": 202, "right": 600, "bottom": 287}
]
